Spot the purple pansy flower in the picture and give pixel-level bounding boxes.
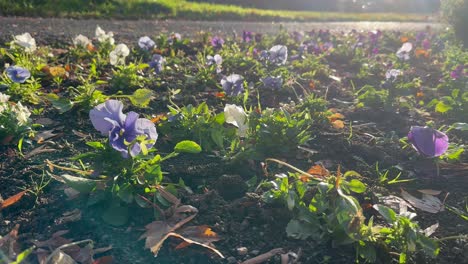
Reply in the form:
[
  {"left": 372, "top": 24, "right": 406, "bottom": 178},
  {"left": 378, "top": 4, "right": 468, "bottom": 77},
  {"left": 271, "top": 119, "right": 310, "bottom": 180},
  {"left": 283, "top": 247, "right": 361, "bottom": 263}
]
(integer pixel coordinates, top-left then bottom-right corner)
[
  {"left": 293, "top": 31, "right": 304, "bottom": 43},
  {"left": 89, "top": 100, "right": 158, "bottom": 158},
  {"left": 450, "top": 64, "right": 466, "bottom": 80},
  {"left": 254, "top": 33, "right": 262, "bottom": 43},
  {"left": 149, "top": 54, "right": 165, "bottom": 74},
  {"left": 6, "top": 66, "right": 30, "bottom": 83},
  {"left": 422, "top": 39, "right": 431, "bottom": 50},
  {"left": 261, "top": 76, "right": 283, "bottom": 90},
  {"left": 221, "top": 74, "right": 244, "bottom": 96},
  {"left": 211, "top": 36, "right": 224, "bottom": 49},
  {"left": 243, "top": 31, "right": 253, "bottom": 43},
  {"left": 408, "top": 126, "right": 449, "bottom": 157},
  {"left": 138, "top": 36, "right": 155, "bottom": 51}
]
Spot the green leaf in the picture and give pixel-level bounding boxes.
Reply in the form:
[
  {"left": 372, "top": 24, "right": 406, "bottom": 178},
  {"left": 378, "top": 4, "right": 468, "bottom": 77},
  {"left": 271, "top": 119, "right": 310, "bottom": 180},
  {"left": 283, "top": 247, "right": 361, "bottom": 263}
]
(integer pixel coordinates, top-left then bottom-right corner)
[
  {"left": 86, "top": 141, "right": 105, "bottom": 149},
  {"left": 417, "top": 234, "right": 439, "bottom": 257},
  {"left": 46, "top": 93, "right": 73, "bottom": 113},
  {"left": 117, "top": 183, "right": 134, "bottom": 204},
  {"left": 287, "top": 192, "right": 295, "bottom": 211},
  {"left": 435, "top": 101, "right": 452, "bottom": 113},
  {"left": 452, "top": 122, "right": 468, "bottom": 131},
  {"left": 174, "top": 140, "right": 202, "bottom": 153},
  {"left": 373, "top": 204, "right": 397, "bottom": 223},
  {"left": 60, "top": 174, "right": 98, "bottom": 193},
  {"left": 128, "top": 88, "right": 154, "bottom": 107},
  {"left": 286, "top": 219, "right": 318, "bottom": 240},
  {"left": 348, "top": 179, "right": 366, "bottom": 193},
  {"left": 12, "top": 246, "right": 35, "bottom": 264},
  {"left": 102, "top": 204, "right": 129, "bottom": 226}
]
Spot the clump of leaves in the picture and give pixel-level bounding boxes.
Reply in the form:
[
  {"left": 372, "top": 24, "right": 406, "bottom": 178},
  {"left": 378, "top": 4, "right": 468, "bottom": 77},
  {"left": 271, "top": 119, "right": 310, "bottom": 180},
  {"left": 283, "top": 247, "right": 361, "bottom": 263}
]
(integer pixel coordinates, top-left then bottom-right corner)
[{"left": 262, "top": 161, "right": 439, "bottom": 263}]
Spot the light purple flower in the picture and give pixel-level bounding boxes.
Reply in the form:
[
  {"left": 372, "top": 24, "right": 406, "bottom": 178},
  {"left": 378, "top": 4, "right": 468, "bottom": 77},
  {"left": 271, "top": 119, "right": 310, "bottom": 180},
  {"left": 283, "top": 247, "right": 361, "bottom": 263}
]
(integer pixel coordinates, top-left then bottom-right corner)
[
  {"left": 293, "top": 31, "right": 304, "bottom": 43},
  {"left": 211, "top": 36, "right": 224, "bottom": 49},
  {"left": 149, "top": 54, "right": 165, "bottom": 74},
  {"left": 408, "top": 126, "right": 449, "bottom": 157},
  {"left": 450, "top": 65, "right": 466, "bottom": 80},
  {"left": 422, "top": 39, "right": 431, "bottom": 50},
  {"left": 243, "top": 31, "right": 253, "bottom": 43},
  {"left": 89, "top": 100, "right": 158, "bottom": 158},
  {"left": 221, "top": 74, "right": 244, "bottom": 96},
  {"left": 261, "top": 76, "right": 283, "bottom": 90},
  {"left": 396, "top": 42, "right": 413, "bottom": 61},
  {"left": 138, "top": 36, "right": 155, "bottom": 51},
  {"left": 6, "top": 66, "right": 30, "bottom": 83}
]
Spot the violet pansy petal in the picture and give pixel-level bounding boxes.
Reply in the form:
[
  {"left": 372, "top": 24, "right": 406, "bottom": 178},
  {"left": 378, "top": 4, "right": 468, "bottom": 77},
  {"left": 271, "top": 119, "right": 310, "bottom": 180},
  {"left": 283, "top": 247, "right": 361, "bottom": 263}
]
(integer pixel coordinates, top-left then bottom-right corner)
[
  {"left": 89, "top": 100, "right": 126, "bottom": 135},
  {"left": 408, "top": 126, "right": 449, "bottom": 157},
  {"left": 135, "top": 118, "right": 158, "bottom": 146}
]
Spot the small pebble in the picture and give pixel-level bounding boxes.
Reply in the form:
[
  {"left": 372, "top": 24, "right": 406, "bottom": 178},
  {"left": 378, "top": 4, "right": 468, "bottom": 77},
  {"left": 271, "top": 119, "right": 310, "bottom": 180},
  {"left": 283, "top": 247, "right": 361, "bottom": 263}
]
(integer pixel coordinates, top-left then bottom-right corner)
[
  {"left": 237, "top": 247, "right": 248, "bottom": 256},
  {"left": 251, "top": 250, "right": 260, "bottom": 255}
]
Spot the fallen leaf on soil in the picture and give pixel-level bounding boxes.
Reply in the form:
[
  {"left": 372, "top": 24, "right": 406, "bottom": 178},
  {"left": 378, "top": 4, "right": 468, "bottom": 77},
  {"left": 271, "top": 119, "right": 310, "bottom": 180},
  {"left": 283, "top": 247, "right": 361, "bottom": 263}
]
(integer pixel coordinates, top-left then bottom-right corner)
[
  {"left": 93, "top": 255, "right": 114, "bottom": 264},
  {"left": 379, "top": 195, "right": 414, "bottom": 212},
  {"left": 300, "top": 164, "right": 330, "bottom": 181},
  {"left": 140, "top": 203, "right": 222, "bottom": 258},
  {"left": 63, "top": 187, "right": 81, "bottom": 200},
  {"left": 55, "top": 209, "right": 82, "bottom": 225},
  {"left": 34, "top": 129, "right": 59, "bottom": 143},
  {"left": 25, "top": 145, "right": 57, "bottom": 159},
  {"left": 72, "top": 130, "right": 89, "bottom": 138},
  {"left": 401, "top": 189, "right": 444, "bottom": 214},
  {"left": 0, "top": 190, "right": 28, "bottom": 210},
  {"left": 0, "top": 224, "right": 21, "bottom": 260},
  {"left": 417, "top": 189, "right": 442, "bottom": 195},
  {"left": 423, "top": 222, "right": 439, "bottom": 237},
  {"left": 241, "top": 248, "right": 283, "bottom": 264}
]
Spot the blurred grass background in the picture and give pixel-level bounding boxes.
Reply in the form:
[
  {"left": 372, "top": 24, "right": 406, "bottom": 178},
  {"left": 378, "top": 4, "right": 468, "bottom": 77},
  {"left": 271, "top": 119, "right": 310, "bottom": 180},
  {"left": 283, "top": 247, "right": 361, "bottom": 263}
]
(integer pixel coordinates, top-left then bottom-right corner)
[{"left": 0, "top": 0, "right": 434, "bottom": 21}]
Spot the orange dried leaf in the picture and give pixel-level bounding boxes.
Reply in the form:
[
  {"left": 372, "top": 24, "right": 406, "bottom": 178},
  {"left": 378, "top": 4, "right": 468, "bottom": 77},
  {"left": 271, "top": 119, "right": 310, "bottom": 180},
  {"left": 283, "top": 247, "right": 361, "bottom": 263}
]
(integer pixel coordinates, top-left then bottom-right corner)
[
  {"left": 49, "top": 66, "right": 67, "bottom": 78},
  {"left": 307, "top": 164, "right": 330, "bottom": 177},
  {"left": 328, "top": 112, "right": 344, "bottom": 122},
  {"left": 215, "top": 92, "right": 225, "bottom": 98},
  {"left": 92, "top": 256, "right": 114, "bottom": 264},
  {"left": 415, "top": 48, "right": 429, "bottom": 58},
  {"left": 86, "top": 43, "right": 96, "bottom": 52},
  {"left": 332, "top": 120, "right": 345, "bottom": 129},
  {"left": 175, "top": 241, "right": 191, "bottom": 250},
  {"left": 0, "top": 190, "right": 28, "bottom": 210},
  {"left": 308, "top": 80, "right": 316, "bottom": 90},
  {"left": 150, "top": 114, "right": 166, "bottom": 124}
]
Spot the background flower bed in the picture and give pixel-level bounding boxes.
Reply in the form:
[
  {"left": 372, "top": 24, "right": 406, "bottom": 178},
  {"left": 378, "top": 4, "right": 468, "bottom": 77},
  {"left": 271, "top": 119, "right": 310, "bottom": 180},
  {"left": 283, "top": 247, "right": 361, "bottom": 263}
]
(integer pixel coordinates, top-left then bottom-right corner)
[{"left": 0, "top": 23, "right": 467, "bottom": 264}]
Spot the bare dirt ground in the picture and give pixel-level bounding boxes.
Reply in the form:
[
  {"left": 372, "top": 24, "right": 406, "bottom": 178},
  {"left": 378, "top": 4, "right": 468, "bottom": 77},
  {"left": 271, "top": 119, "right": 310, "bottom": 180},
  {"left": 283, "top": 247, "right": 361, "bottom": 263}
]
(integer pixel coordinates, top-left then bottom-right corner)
[{"left": 0, "top": 16, "right": 442, "bottom": 44}]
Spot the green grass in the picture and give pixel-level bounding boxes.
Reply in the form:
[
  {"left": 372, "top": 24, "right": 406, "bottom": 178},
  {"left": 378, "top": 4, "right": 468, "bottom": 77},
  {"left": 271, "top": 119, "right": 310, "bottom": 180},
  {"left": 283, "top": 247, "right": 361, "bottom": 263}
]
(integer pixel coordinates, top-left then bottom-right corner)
[{"left": 0, "top": 0, "right": 432, "bottom": 22}]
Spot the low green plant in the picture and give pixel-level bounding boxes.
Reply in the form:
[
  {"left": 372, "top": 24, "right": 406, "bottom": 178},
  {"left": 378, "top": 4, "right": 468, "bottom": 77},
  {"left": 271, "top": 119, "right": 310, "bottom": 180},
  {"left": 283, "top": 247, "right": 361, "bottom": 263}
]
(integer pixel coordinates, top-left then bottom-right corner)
[{"left": 262, "top": 160, "right": 439, "bottom": 263}]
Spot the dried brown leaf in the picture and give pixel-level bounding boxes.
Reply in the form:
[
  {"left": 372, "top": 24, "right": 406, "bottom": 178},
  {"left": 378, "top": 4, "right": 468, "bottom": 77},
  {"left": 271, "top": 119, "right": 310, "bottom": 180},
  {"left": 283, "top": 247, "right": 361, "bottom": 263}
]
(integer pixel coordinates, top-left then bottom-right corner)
[
  {"left": 0, "top": 224, "right": 20, "bottom": 260},
  {"left": 0, "top": 190, "right": 28, "bottom": 210},
  {"left": 417, "top": 189, "right": 442, "bottom": 196},
  {"left": 401, "top": 189, "right": 444, "bottom": 214}
]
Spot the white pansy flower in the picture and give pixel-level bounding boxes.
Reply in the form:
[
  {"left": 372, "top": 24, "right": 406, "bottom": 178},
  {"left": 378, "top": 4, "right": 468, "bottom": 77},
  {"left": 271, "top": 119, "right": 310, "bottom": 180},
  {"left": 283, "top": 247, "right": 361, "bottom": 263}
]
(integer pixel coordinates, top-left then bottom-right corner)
[
  {"left": 13, "top": 33, "right": 37, "bottom": 52},
  {"left": 13, "top": 102, "right": 31, "bottom": 126},
  {"left": 396, "top": 42, "right": 413, "bottom": 61},
  {"left": 269, "top": 45, "right": 288, "bottom": 65},
  {"left": 109, "top": 44, "right": 130, "bottom": 66},
  {"left": 0, "top": 93, "right": 10, "bottom": 103},
  {"left": 224, "top": 104, "right": 248, "bottom": 137},
  {"left": 73, "top": 34, "right": 91, "bottom": 48},
  {"left": 95, "top": 26, "right": 115, "bottom": 45}
]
